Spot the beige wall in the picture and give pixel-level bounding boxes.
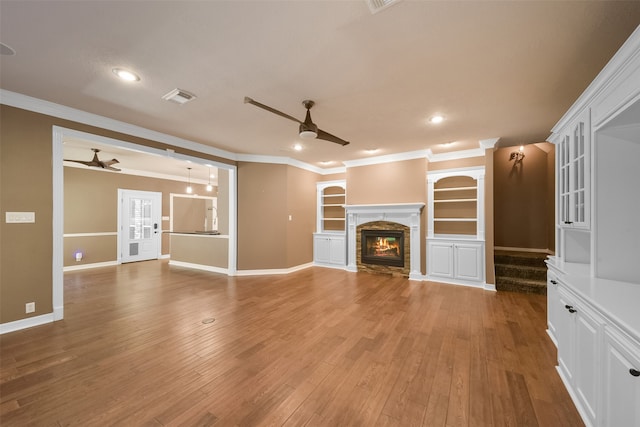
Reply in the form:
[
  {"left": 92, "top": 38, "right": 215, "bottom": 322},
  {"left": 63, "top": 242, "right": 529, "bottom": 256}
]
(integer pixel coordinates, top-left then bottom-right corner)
[
  {"left": 1, "top": 106, "right": 54, "bottom": 322},
  {"left": 286, "top": 166, "right": 317, "bottom": 268},
  {"left": 236, "top": 162, "right": 317, "bottom": 270},
  {"left": 170, "top": 235, "right": 228, "bottom": 268},
  {"left": 237, "top": 162, "right": 289, "bottom": 270},
  {"left": 494, "top": 144, "right": 554, "bottom": 251},
  {"left": 347, "top": 158, "right": 427, "bottom": 205}
]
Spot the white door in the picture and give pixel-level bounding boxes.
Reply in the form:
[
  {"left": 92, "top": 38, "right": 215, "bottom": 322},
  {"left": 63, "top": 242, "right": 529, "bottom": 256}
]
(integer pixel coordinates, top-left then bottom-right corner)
[{"left": 119, "top": 189, "right": 162, "bottom": 263}]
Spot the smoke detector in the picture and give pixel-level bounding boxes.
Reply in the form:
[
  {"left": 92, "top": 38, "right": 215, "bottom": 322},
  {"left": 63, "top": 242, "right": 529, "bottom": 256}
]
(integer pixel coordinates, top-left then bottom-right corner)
[
  {"left": 366, "top": 0, "right": 401, "bottom": 14},
  {"left": 162, "top": 88, "right": 197, "bottom": 105}
]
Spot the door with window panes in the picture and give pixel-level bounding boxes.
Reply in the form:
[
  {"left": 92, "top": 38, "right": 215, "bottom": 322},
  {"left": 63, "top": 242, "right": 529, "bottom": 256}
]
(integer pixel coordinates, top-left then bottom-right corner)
[{"left": 119, "top": 189, "right": 162, "bottom": 263}]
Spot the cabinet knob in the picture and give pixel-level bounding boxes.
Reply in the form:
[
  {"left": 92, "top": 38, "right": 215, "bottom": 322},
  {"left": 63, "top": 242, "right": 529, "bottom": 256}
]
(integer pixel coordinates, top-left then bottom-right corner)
[
  {"left": 550, "top": 280, "right": 558, "bottom": 284},
  {"left": 631, "top": 369, "right": 640, "bottom": 377},
  {"left": 564, "top": 221, "right": 574, "bottom": 224},
  {"left": 568, "top": 308, "right": 577, "bottom": 314},
  {"left": 565, "top": 305, "right": 573, "bottom": 310}
]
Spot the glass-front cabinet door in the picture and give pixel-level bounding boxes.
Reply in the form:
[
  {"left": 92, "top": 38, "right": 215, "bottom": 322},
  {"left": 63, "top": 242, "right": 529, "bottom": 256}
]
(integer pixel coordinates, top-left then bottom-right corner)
[{"left": 558, "top": 110, "right": 590, "bottom": 229}]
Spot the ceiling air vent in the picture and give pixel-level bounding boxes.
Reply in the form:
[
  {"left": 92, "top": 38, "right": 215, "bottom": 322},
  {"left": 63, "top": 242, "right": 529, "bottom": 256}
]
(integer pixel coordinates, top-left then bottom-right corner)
[
  {"left": 162, "top": 88, "right": 196, "bottom": 105},
  {"left": 366, "top": 0, "right": 401, "bottom": 14}
]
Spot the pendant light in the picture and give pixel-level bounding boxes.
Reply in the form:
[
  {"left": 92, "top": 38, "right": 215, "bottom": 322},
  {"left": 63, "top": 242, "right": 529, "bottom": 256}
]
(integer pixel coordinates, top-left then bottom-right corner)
[
  {"left": 206, "top": 168, "right": 213, "bottom": 192},
  {"left": 186, "top": 167, "right": 193, "bottom": 194}
]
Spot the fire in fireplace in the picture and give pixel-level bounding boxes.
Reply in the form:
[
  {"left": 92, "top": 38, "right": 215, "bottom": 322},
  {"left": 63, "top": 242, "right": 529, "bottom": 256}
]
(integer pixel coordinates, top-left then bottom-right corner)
[{"left": 361, "top": 229, "right": 404, "bottom": 267}]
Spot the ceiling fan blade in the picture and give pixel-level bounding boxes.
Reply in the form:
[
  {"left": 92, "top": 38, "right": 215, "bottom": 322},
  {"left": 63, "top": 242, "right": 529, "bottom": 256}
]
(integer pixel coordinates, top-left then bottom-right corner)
[
  {"left": 64, "top": 159, "right": 95, "bottom": 167},
  {"left": 103, "top": 159, "right": 120, "bottom": 166},
  {"left": 105, "top": 166, "right": 121, "bottom": 171},
  {"left": 317, "top": 129, "right": 350, "bottom": 146},
  {"left": 244, "top": 96, "right": 302, "bottom": 124}
]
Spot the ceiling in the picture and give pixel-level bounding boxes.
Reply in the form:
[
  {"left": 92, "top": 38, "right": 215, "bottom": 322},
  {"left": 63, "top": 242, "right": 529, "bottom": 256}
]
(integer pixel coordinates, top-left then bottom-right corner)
[{"left": 1, "top": 1, "right": 639, "bottom": 170}]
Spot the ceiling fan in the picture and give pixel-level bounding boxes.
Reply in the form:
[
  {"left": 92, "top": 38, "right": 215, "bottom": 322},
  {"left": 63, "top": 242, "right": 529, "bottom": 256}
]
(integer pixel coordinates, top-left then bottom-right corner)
[
  {"left": 64, "top": 148, "right": 121, "bottom": 171},
  {"left": 244, "top": 97, "right": 350, "bottom": 146}
]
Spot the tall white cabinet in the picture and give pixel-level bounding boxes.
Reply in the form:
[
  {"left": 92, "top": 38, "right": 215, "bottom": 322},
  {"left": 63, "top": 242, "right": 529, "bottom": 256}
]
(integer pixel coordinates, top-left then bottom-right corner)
[
  {"left": 546, "top": 26, "right": 640, "bottom": 427},
  {"left": 313, "top": 180, "right": 346, "bottom": 268},
  {"left": 426, "top": 167, "right": 487, "bottom": 288}
]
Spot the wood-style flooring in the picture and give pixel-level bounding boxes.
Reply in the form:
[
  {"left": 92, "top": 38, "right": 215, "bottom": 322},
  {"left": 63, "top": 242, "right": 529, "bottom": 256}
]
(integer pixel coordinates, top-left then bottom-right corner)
[{"left": 0, "top": 261, "right": 583, "bottom": 426}]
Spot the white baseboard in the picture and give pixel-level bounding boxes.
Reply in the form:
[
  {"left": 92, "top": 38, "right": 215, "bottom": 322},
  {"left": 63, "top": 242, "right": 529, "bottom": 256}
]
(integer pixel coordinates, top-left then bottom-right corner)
[
  {"left": 0, "top": 312, "right": 56, "bottom": 335},
  {"left": 235, "top": 262, "right": 314, "bottom": 276},
  {"left": 63, "top": 261, "right": 118, "bottom": 272},
  {"left": 169, "top": 260, "right": 228, "bottom": 275},
  {"left": 159, "top": 254, "right": 170, "bottom": 259},
  {"left": 494, "top": 246, "right": 554, "bottom": 254}
]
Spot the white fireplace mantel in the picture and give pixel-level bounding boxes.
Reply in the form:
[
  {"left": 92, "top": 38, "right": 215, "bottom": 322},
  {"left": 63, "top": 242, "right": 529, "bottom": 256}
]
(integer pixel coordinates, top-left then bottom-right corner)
[{"left": 345, "top": 203, "right": 424, "bottom": 280}]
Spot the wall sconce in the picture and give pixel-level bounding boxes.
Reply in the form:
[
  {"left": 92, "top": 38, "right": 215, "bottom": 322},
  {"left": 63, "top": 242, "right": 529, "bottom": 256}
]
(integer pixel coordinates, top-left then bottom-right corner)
[{"left": 510, "top": 145, "right": 525, "bottom": 163}]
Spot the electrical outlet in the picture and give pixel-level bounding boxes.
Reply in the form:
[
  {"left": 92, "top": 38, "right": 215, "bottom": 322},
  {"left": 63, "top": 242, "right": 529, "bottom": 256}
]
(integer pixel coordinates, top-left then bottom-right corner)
[{"left": 25, "top": 302, "right": 35, "bottom": 313}]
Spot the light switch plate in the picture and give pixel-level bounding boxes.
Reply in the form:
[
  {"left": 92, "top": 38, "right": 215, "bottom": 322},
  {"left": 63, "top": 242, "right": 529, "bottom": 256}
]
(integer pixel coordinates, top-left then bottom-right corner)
[{"left": 5, "top": 212, "right": 36, "bottom": 223}]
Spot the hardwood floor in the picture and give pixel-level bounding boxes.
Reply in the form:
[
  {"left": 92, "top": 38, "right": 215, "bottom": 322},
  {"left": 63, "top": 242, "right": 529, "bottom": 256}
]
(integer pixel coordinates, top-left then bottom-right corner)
[{"left": 0, "top": 261, "right": 583, "bottom": 426}]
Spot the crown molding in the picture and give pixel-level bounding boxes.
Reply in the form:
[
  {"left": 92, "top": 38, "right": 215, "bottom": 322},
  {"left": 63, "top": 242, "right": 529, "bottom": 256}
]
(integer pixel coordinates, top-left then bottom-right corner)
[
  {"left": 0, "top": 89, "right": 238, "bottom": 161},
  {"left": 342, "top": 149, "right": 430, "bottom": 168},
  {"left": 236, "top": 154, "right": 346, "bottom": 175},
  {"left": 550, "top": 25, "right": 640, "bottom": 134}
]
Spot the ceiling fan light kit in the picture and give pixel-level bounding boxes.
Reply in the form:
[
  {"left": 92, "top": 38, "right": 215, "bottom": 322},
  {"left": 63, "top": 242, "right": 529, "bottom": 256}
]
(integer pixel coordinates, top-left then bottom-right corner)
[{"left": 244, "top": 96, "right": 349, "bottom": 146}]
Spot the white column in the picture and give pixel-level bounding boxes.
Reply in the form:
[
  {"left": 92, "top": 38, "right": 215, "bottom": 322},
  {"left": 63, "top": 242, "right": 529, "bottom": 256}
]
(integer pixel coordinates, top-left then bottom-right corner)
[
  {"left": 346, "top": 212, "right": 358, "bottom": 272},
  {"left": 409, "top": 211, "right": 422, "bottom": 280}
]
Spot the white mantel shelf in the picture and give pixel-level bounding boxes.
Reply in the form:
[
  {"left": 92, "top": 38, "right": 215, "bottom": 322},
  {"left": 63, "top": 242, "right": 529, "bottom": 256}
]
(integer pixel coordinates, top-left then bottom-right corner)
[{"left": 345, "top": 203, "right": 425, "bottom": 280}]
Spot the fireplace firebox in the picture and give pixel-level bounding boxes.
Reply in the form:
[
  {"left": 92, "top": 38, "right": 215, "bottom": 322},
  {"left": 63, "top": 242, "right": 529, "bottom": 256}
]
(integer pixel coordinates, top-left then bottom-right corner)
[{"left": 361, "top": 229, "right": 404, "bottom": 267}]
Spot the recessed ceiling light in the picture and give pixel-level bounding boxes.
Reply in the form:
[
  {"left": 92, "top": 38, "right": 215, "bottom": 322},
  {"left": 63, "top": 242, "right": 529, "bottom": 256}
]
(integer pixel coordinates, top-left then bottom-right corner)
[
  {"left": 112, "top": 68, "right": 140, "bottom": 82},
  {"left": 293, "top": 143, "right": 303, "bottom": 151},
  {"left": 319, "top": 160, "right": 334, "bottom": 166},
  {"left": 365, "top": 148, "right": 379, "bottom": 155},
  {"left": 429, "top": 115, "right": 444, "bottom": 124}
]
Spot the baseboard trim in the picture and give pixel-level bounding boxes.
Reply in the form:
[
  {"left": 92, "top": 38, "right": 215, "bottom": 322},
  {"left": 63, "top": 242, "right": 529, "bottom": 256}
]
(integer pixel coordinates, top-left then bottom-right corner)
[
  {"left": 495, "top": 246, "right": 554, "bottom": 255},
  {"left": 424, "top": 275, "right": 494, "bottom": 291},
  {"left": 0, "top": 313, "right": 55, "bottom": 335},
  {"left": 235, "top": 262, "right": 314, "bottom": 276},
  {"left": 63, "top": 261, "right": 118, "bottom": 272},
  {"left": 169, "top": 260, "right": 228, "bottom": 275}
]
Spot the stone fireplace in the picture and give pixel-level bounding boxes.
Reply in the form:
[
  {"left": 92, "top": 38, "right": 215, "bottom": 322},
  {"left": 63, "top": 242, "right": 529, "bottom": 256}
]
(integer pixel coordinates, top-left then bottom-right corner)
[{"left": 345, "top": 203, "right": 424, "bottom": 280}]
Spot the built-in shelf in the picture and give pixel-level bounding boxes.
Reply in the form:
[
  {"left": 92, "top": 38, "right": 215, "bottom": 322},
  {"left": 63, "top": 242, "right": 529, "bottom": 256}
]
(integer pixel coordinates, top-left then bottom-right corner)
[
  {"left": 434, "top": 218, "right": 477, "bottom": 222},
  {"left": 427, "top": 167, "right": 486, "bottom": 287},
  {"left": 434, "top": 198, "right": 477, "bottom": 203},
  {"left": 434, "top": 186, "right": 476, "bottom": 192}
]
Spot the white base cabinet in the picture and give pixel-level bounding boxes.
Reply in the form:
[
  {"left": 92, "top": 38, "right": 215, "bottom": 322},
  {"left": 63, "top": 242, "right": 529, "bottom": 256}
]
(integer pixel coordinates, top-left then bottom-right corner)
[
  {"left": 313, "top": 233, "right": 345, "bottom": 268},
  {"left": 603, "top": 329, "right": 640, "bottom": 427},
  {"left": 427, "top": 239, "right": 484, "bottom": 286},
  {"left": 547, "top": 259, "right": 640, "bottom": 427}
]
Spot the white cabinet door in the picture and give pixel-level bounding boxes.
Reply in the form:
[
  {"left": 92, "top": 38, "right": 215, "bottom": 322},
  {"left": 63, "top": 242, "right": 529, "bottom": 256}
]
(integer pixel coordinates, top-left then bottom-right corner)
[
  {"left": 328, "top": 235, "right": 345, "bottom": 265},
  {"left": 603, "top": 330, "right": 640, "bottom": 427},
  {"left": 556, "top": 289, "right": 576, "bottom": 385},
  {"left": 428, "top": 242, "right": 454, "bottom": 278},
  {"left": 314, "top": 234, "right": 345, "bottom": 266},
  {"left": 574, "top": 305, "right": 601, "bottom": 426},
  {"left": 547, "top": 274, "right": 560, "bottom": 346},
  {"left": 314, "top": 235, "right": 331, "bottom": 264},
  {"left": 454, "top": 242, "right": 482, "bottom": 281}
]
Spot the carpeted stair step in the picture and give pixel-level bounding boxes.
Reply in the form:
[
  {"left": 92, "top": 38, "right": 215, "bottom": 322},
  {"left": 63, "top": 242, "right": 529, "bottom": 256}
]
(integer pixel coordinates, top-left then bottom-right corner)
[
  {"left": 495, "top": 276, "right": 547, "bottom": 295},
  {"left": 494, "top": 263, "right": 547, "bottom": 282},
  {"left": 494, "top": 251, "right": 548, "bottom": 268}
]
